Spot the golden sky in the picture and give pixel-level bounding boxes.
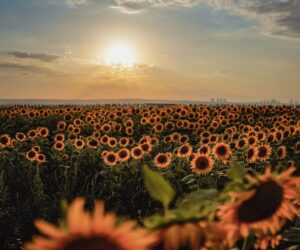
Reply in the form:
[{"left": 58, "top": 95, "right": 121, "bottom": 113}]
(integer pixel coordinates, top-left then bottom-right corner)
[{"left": 0, "top": 0, "right": 300, "bottom": 102}]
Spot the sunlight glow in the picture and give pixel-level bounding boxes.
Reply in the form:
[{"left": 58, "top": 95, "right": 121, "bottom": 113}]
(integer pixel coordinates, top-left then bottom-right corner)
[{"left": 104, "top": 43, "right": 137, "bottom": 68}]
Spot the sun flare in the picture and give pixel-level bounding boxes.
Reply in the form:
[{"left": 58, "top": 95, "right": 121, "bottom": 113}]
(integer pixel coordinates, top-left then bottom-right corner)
[{"left": 105, "top": 44, "right": 137, "bottom": 68}]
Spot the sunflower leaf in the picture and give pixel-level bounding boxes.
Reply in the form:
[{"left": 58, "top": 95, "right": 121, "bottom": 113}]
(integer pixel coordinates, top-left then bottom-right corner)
[{"left": 144, "top": 166, "right": 175, "bottom": 210}]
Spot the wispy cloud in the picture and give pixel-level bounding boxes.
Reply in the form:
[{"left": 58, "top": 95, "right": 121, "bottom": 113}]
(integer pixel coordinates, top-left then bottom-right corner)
[
  {"left": 7, "top": 51, "right": 61, "bottom": 63},
  {"left": 111, "top": 0, "right": 300, "bottom": 38},
  {"left": 65, "top": 0, "right": 87, "bottom": 7},
  {"left": 0, "top": 62, "right": 63, "bottom": 76}
]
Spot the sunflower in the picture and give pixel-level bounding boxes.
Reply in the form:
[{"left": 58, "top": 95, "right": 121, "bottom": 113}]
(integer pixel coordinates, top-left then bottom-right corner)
[
  {"left": 15, "top": 132, "right": 26, "bottom": 142},
  {"left": 217, "top": 167, "right": 300, "bottom": 239},
  {"left": 246, "top": 147, "right": 258, "bottom": 163},
  {"left": 74, "top": 139, "right": 85, "bottom": 149},
  {"left": 188, "top": 153, "right": 196, "bottom": 162},
  {"left": 36, "top": 154, "right": 46, "bottom": 163},
  {"left": 255, "top": 234, "right": 282, "bottom": 250},
  {"left": 190, "top": 154, "right": 214, "bottom": 175},
  {"left": 131, "top": 146, "right": 144, "bottom": 160},
  {"left": 100, "top": 135, "right": 110, "bottom": 145},
  {"left": 26, "top": 149, "right": 37, "bottom": 161},
  {"left": 27, "top": 130, "right": 37, "bottom": 140},
  {"left": 108, "top": 137, "right": 118, "bottom": 148},
  {"left": 236, "top": 138, "right": 247, "bottom": 150},
  {"left": 197, "top": 145, "right": 210, "bottom": 155},
  {"left": 68, "top": 133, "right": 77, "bottom": 141},
  {"left": 154, "top": 153, "right": 172, "bottom": 168},
  {"left": 32, "top": 146, "right": 41, "bottom": 153},
  {"left": 117, "top": 149, "right": 131, "bottom": 162},
  {"left": 87, "top": 137, "right": 99, "bottom": 149},
  {"left": 212, "top": 142, "right": 231, "bottom": 163},
  {"left": 140, "top": 143, "right": 152, "bottom": 154},
  {"left": 103, "top": 152, "right": 118, "bottom": 166},
  {"left": 247, "top": 136, "right": 257, "bottom": 147},
  {"left": 126, "top": 127, "right": 134, "bottom": 136},
  {"left": 0, "top": 134, "right": 11, "bottom": 147},
  {"left": 101, "top": 123, "right": 112, "bottom": 133},
  {"left": 157, "top": 220, "right": 234, "bottom": 250},
  {"left": 276, "top": 145, "right": 287, "bottom": 159},
  {"left": 257, "top": 144, "right": 272, "bottom": 162},
  {"left": 157, "top": 222, "right": 204, "bottom": 250},
  {"left": 54, "top": 141, "right": 65, "bottom": 152},
  {"left": 57, "top": 121, "right": 67, "bottom": 131},
  {"left": 171, "top": 132, "right": 181, "bottom": 142},
  {"left": 55, "top": 133, "right": 65, "bottom": 142},
  {"left": 177, "top": 144, "right": 192, "bottom": 158},
  {"left": 38, "top": 127, "right": 49, "bottom": 137},
  {"left": 153, "top": 123, "right": 164, "bottom": 133},
  {"left": 151, "top": 137, "right": 159, "bottom": 146},
  {"left": 24, "top": 198, "right": 158, "bottom": 250}
]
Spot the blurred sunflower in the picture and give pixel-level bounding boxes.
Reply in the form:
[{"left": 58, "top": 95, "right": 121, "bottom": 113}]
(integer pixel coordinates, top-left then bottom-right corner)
[
  {"left": 218, "top": 167, "right": 300, "bottom": 239},
  {"left": 24, "top": 198, "right": 157, "bottom": 250}
]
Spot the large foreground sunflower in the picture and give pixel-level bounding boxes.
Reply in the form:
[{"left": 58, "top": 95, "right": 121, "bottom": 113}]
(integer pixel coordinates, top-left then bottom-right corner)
[
  {"left": 25, "top": 198, "right": 158, "bottom": 250},
  {"left": 217, "top": 167, "right": 300, "bottom": 239}
]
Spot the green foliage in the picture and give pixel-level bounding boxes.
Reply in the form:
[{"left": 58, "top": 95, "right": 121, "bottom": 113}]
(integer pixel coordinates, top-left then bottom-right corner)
[
  {"left": 227, "top": 159, "right": 246, "bottom": 182},
  {"left": 144, "top": 166, "right": 175, "bottom": 211}
]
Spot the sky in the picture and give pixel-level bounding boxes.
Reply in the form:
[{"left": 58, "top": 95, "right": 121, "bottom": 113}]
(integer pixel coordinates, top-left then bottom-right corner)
[{"left": 0, "top": 0, "right": 300, "bottom": 102}]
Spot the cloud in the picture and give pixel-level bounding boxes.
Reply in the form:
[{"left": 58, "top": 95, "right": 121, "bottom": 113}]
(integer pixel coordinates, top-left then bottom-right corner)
[
  {"left": 65, "top": 0, "right": 87, "bottom": 6},
  {"left": 112, "top": 0, "right": 300, "bottom": 38},
  {"left": 112, "top": 0, "right": 198, "bottom": 13},
  {"left": 0, "top": 62, "right": 63, "bottom": 76},
  {"left": 7, "top": 51, "right": 61, "bottom": 63}
]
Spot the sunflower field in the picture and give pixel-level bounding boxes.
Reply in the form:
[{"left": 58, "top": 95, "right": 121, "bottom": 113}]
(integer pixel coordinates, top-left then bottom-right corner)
[{"left": 0, "top": 104, "right": 299, "bottom": 250}]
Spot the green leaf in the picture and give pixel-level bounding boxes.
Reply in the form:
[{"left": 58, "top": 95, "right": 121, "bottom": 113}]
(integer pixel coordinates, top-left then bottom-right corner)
[
  {"left": 144, "top": 166, "right": 175, "bottom": 210},
  {"left": 227, "top": 160, "right": 246, "bottom": 182},
  {"left": 177, "top": 189, "right": 218, "bottom": 211}
]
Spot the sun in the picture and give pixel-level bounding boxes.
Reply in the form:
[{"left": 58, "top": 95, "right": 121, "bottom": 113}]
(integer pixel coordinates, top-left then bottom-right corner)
[{"left": 105, "top": 44, "right": 137, "bottom": 68}]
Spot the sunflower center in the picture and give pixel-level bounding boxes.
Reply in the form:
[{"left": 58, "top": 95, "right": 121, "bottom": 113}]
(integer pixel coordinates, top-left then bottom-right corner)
[
  {"left": 63, "top": 236, "right": 123, "bottom": 250},
  {"left": 107, "top": 154, "right": 116, "bottom": 162},
  {"left": 195, "top": 156, "right": 209, "bottom": 170},
  {"left": 157, "top": 155, "right": 168, "bottom": 164},
  {"left": 216, "top": 146, "right": 227, "bottom": 156},
  {"left": 247, "top": 149, "right": 254, "bottom": 158},
  {"left": 237, "top": 180, "right": 283, "bottom": 223},
  {"left": 119, "top": 151, "right": 128, "bottom": 158},
  {"left": 258, "top": 147, "right": 267, "bottom": 158},
  {"left": 133, "top": 148, "right": 142, "bottom": 156},
  {"left": 0, "top": 137, "right": 8, "bottom": 144},
  {"left": 28, "top": 151, "right": 36, "bottom": 158},
  {"left": 180, "top": 146, "right": 189, "bottom": 154}
]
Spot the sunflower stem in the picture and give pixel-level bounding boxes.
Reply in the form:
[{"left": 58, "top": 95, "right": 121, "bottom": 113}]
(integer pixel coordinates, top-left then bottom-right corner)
[{"left": 242, "top": 237, "right": 248, "bottom": 250}]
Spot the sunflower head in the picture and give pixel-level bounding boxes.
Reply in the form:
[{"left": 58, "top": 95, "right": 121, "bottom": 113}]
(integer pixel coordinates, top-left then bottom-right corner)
[{"left": 191, "top": 154, "right": 214, "bottom": 175}]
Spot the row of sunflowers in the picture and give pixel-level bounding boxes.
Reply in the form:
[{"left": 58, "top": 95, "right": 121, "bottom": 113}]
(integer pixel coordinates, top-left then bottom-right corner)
[{"left": 0, "top": 104, "right": 299, "bottom": 250}]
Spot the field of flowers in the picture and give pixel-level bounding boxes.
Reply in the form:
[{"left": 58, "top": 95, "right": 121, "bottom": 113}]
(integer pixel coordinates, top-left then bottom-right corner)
[{"left": 0, "top": 104, "right": 299, "bottom": 250}]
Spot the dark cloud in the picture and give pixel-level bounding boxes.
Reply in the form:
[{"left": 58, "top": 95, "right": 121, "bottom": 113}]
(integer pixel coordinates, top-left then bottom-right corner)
[
  {"left": 7, "top": 51, "right": 61, "bottom": 62},
  {"left": 243, "top": 0, "right": 300, "bottom": 37},
  {"left": 0, "top": 62, "right": 63, "bottom": 76}
]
